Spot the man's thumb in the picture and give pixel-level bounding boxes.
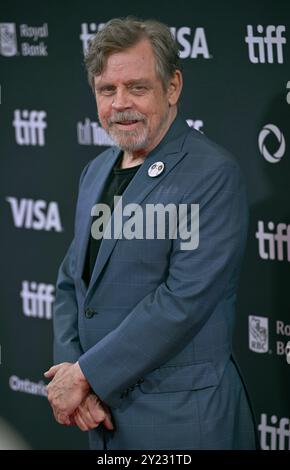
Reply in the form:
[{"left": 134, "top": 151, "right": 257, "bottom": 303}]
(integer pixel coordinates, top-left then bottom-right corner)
[{"left": 44, "top": 363, "right": 63, "bottom": 378}]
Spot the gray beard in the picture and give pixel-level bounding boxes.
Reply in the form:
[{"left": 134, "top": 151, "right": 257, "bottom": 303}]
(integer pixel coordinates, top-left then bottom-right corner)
[
  {"left": 107, "top": 126, "right": 149, "bottom": 152},
  {"left": 106, "top": 110, "right": 170, "bottom": 153}
]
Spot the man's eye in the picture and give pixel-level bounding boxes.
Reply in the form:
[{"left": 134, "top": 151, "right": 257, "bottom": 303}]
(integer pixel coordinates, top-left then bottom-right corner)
[
  {"left": 100, "top": 88, "right": 115, "bottom": 96},
  {"left": 131, "top": 86, "right": 147, "bottom": 93}
]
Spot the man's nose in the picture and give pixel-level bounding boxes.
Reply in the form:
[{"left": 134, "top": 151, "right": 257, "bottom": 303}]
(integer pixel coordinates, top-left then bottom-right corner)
[{"left": 111, "top": 89, "right": 132, "bottom": 111}]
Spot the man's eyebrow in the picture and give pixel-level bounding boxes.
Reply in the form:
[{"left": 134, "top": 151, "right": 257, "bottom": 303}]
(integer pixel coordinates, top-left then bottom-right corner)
[
  {"left": 95, "top": 82, "right": 116, "bottom": 91},
  {"left": 126, "top": 79, "right": 150, "bottom": 86},
  {"left": 95, "top": 79, "right": 151, "bottom": 91}
]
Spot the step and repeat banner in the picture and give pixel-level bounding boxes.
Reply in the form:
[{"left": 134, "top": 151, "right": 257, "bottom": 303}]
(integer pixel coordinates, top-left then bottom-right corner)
[{"left": 1, "top": 0, "right": 289, "bottom": 450}]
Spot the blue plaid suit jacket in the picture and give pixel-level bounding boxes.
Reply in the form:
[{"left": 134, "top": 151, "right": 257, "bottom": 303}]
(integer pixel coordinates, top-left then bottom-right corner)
[{"left": 53, "top": 115, "right": 256, "bottom": 449}]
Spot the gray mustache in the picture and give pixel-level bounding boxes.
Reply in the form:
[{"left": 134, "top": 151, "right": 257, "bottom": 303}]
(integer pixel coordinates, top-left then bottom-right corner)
[{"left": 109, "top": 112, "right": 145, "bottom": 124}]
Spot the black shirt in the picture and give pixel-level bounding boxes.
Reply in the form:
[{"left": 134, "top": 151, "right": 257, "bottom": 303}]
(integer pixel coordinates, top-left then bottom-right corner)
[{"left": 82, "top": 154, "right": 142, "bottom": 286}]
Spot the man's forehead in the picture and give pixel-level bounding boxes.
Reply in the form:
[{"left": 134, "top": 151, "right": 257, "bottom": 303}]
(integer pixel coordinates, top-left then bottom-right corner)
[
  {"left": 94, "top": 54, "right": 159, "bottom": 87},
  {"left": 102, "top": 40, "right": 156, "bottom": 73}
]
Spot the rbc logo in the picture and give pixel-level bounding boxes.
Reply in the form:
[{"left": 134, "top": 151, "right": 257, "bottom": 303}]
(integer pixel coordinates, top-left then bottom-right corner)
[
  {"left": 249, "top": 315, "right": 269, "bottom": 353},
  {"left": 0, "top": 23, "right": 17, "bottom": 56}
]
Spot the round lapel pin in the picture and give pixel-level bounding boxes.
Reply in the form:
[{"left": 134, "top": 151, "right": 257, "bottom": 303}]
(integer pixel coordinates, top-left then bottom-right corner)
[{"left": 148, "top": 161, "right": 165, "bottom": 178}]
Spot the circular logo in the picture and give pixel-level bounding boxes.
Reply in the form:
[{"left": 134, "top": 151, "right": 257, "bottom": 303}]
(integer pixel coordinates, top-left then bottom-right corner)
[
  {"left": 148, "top": 161, "right": 165, "bottom": 177},
  {"left": 258, "top": 124, "right": 286, "bottom": 164}
]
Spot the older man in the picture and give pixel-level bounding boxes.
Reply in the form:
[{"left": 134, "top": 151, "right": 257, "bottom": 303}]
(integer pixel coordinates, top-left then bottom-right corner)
[{"left": 45, "top": 17, "right": 257, "bottom": 450}]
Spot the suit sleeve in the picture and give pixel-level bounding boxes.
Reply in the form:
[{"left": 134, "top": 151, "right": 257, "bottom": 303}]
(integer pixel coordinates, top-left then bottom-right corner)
[
  {"left": 53, "top": 162, "right": 91, "bottom": 364},
  {"left": 78, "top": 160, "right": 249, "bottom": 408}
]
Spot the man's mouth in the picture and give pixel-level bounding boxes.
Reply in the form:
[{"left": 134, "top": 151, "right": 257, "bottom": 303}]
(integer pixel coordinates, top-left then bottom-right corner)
[{"left": 114, "top": 120, "right": 141, "bottom": 128}]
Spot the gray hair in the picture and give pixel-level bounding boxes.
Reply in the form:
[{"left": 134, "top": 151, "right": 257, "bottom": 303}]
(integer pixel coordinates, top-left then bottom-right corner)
[{"left": 84, "top": 17, "right": 181, "bottom": 92}]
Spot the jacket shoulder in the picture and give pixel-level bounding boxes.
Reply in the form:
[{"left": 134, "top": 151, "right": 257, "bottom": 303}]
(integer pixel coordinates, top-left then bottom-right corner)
[{"left": 183, "top": 129, "right": 241, "bottom": 171}]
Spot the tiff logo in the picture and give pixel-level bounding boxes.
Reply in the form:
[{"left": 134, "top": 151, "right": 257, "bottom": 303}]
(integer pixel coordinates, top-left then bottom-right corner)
[
  {"left": 259, "top": 413, "right": 290, "bottom": 450},
  {"left": 256, "top": 221, "right": 290, "bottom": 262},
  {"left": 13, "top": 109, "right": 47, "bottom": 146},
  {"left": 80, "top": 22, "right": 105, "bottom": 54},
  {"left": 20, "top": 281, "right": 55, "bottom": 320},
  {"left": 245, "top": 25, "right": 286, "bottom": 64},
  {"left": 77, "top": 118, "right": 114, "bottom": 146},
  {"left": 6, "top": 197, "right": 63, "bottom": 232}
]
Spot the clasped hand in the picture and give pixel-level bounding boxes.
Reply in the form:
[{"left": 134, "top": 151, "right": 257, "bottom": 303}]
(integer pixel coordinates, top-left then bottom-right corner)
[{"left": 44, "top": 362, "right": 114, "bottom": 431}]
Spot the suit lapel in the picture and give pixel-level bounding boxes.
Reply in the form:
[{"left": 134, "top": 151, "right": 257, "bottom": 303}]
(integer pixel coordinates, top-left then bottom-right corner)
[{"left": 85, "top": 115, "right": 191, "bottom": 302}]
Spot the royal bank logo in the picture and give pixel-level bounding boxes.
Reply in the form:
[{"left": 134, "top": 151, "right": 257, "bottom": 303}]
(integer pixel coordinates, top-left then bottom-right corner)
[
  {"left": 0, "top": 22, "right": 48, "bottom": 57},
  {"left": 258, "top": 124, "right": 286, "bottom": 164},
  {"left": 245, "top": 25, "right": 286, "bottom": 64},
  {"left": 259, "top": 413, "right": 290, "bottom": 450},
  {"left": 6, "top": 197, "right": 63, "bottom": 232},
  {"left": 249, "top": 315, "right": 290, "bottom": 358},
  {"left": 13, "top": 109, "right": 47, "bottom": 146},
  {"left": 77, "top": 118, "right": 115, "bottom": 146},
  {"left": 0, "top": 23, "right": 18, "bottom": 56},
  {"left": 20, "top": 281, "right": 55, "bottom": 320},
  {"left": 249, "top": 315, "right": 269, "bottom": 353}
]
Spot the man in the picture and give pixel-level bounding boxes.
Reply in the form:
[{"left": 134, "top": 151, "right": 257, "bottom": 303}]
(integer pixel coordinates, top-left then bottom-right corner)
[{"left": 45, "top": 17, "right": 257, "bottom": 450}]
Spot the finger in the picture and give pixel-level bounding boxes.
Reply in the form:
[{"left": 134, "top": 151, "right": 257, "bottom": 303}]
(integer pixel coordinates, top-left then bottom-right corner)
[
  {"left": 53, "top": 407, "right": 71, "bottom": 426},
  {"left": 44, "top": 363, "right": 65, "bottom": 378},
  {"left": 74, "top": 409, "right": 90, "bottom": 432},
  {"left": 103, "top": 412, "right": 114, "bottom": 430},
  {"left": 59, "top": 414, "right": 71, "bottom": 426},
  {"left": 68, "top": 414, "right": 77, "bottom": 426},
  {"left": 102, "top": 404, "right": 114, "bottom": 430},
  {"left": 79, "top": 395, "right": 106, "bottom": 429},
  {"left": 77, "top": 403, "right": 98, "bottom": 429},
  {"left": 87, "top": 396, "right": 107, "bottom": 424},
  {"left": 85, "top": 395, "right": 106, "bottom": 425},
  {"left": 87, "top": 396, "right": 114, "bottom": 430}
]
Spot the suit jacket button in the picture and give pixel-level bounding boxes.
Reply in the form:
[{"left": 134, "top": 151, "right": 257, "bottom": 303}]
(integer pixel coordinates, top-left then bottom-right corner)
[{"left": 85, "top": 307, "right": 95, "bottom": 318}]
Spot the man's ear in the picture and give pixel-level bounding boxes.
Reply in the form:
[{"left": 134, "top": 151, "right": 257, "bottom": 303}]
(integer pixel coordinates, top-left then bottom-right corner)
[{"left": 167, "top": 70, "right": 183, "bottom": 106}]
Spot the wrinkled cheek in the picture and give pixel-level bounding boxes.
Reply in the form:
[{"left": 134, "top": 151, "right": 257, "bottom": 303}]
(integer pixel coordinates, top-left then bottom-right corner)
[
  {"left": 98, "top": 114, "right": 109, "bottom": 130},
  {"left": 96, "top": 103, "right": 109, "bottom": 128}
]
